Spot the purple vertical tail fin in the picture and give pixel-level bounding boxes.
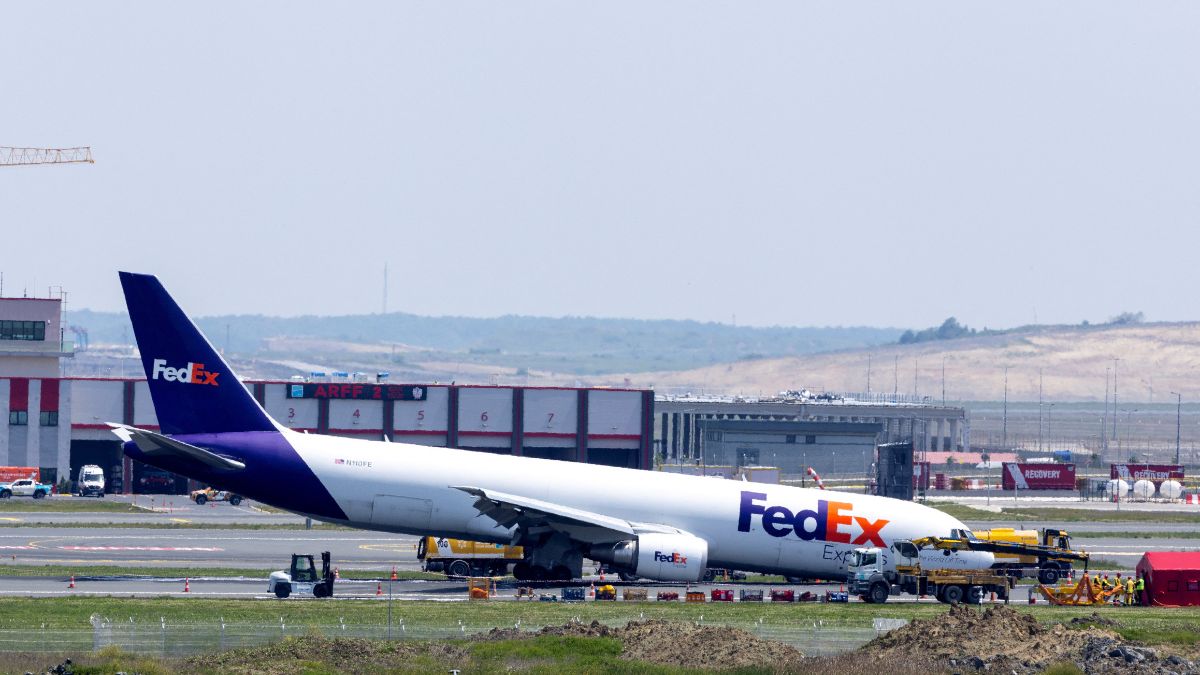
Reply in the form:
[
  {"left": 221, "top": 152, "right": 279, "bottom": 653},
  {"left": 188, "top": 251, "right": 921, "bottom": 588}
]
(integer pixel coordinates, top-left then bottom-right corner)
[{"left": 119, "top": 272, "right": 276, "bottom": 435}]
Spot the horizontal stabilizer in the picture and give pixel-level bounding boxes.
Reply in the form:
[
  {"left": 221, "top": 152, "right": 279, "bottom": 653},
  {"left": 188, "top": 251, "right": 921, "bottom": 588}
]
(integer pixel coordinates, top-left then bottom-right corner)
[{"left": 108, "top": 424, "right": 245, "bottom": 471}]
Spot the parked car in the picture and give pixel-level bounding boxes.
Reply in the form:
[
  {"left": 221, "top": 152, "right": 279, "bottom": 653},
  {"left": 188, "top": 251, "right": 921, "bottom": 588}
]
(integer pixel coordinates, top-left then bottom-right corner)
[
  {"left": 190, "top": 487, "right": 243, "bottom": 506},
  {"left": 0, "top": 478, "right": 53, "bottom": 499}
]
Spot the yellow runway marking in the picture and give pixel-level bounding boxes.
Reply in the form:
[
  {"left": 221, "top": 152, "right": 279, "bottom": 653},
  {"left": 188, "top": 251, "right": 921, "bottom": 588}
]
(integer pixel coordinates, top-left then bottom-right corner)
[
  {"left": 0, "top": 518, "right": 22, "bottom": 522},
  {"left": 358, "top": 543, "right": 417, "bottom": 552},
  {"left": 170, "top": 518, "right": 192, "bottom": 523}
]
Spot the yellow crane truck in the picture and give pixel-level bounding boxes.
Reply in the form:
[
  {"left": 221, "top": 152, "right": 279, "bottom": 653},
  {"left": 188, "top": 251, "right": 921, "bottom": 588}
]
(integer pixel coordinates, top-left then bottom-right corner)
[
  {"left": 972, "top": 528, "right": 1083, "bottom": 584},
  {"left": 416, "top": 537, "right": 523, "bottom": 578}
]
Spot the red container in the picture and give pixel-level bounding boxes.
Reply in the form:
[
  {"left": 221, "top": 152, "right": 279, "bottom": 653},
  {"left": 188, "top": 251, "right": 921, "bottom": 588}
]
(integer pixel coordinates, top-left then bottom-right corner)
[
  {"left": 711, "top": 589, "right": 734, "bottom": 602},
  {"left": 1002, "top": 463, "right": 1076, "bottom": 490},
  {"left": 934, "top": 473, "right": 948, "bottom": 490},
  {"left": 656, "top": 591, "right": 679, "bottom": 601},
  {"left": 1111, "top": 464, "right": 1185, "bottom": 483},
  {"left": 770, "top": 589, "right": 795, "bottom": 602}
]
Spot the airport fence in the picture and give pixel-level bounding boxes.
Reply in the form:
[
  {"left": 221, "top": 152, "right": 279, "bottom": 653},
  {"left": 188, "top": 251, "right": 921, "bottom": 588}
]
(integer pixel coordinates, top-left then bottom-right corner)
[{"left": 0, "top": 614, "right": 903, "bottom": 658}]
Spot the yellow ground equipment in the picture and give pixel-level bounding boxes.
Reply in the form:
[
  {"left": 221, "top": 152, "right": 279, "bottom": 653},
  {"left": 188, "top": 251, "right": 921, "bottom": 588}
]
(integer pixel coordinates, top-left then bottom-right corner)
[
  {"left": 417, "top": 536, "right": 523, "bottom": 577},
  {"left": 914, "top": 530, "right": 1088, "bottom": 584},
  {"left": 1035, "top": 572, "right": 1128, "bottom": 606},
  {"left": 973, "top": 528, "right": 1080, "bottom": 583}
]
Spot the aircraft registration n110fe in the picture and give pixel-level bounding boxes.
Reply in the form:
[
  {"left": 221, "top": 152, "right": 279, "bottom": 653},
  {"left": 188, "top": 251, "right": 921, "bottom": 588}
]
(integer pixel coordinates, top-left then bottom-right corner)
[{"left": 111, "top": 272, "right": 992, "bottom": 582}]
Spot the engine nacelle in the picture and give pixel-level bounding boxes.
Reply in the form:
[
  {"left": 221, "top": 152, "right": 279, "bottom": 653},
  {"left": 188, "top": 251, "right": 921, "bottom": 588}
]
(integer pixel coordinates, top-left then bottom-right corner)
[{"left": 605, "top": 532, "right": 709, "bottom": 582}]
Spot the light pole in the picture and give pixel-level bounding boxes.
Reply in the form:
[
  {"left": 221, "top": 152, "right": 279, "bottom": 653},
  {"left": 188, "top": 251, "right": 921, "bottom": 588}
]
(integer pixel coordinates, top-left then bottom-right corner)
[
  {"left": 1046, "top": 403, "right": 1055, "bottom": 453},
  {"left": 941, "top": 356, "right": 946, "bottom": 407},
  {"left": 1002, "top": 366, "right": 1009, "bottom": 450},
  {"left": 1112, "top": 358, "right": 1121, "bottom": 458},
  {"left": 1038, "top": 369, "right": 1044, "bottom": 453},
  {"left": 1171, "top": 392, "right": 1182, "bottom": 465}
]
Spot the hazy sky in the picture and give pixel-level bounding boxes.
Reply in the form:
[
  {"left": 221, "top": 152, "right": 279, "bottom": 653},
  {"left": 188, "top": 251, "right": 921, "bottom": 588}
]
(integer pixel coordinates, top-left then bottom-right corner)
[{"left": 3, "top": 2, "right": 1198, "bottom": 329}]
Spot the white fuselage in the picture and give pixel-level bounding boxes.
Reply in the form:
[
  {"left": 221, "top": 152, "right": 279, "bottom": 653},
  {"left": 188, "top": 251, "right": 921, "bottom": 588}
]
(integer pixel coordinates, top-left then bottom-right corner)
[{"left": 286, "top": 429, "right": 991, "bottom": 578}]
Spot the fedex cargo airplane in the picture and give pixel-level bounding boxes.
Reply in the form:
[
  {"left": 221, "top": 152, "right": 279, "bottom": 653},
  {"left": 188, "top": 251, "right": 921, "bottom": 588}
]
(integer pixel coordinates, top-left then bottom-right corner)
[{"left": 111, "top": 272, "right": 992, "bottom": 582}]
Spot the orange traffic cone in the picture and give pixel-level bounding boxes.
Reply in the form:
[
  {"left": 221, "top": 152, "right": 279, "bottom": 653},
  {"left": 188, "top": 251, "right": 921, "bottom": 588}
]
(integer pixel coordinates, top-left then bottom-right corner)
[
  {"left": 391, "top": 566, "right": 398, "bottom": 581},
  {"left": 184, "top": 578, "right": 190, "bottom": 593},
  {"left": 376, "top": 582, "right": 383, "bottom": 596},
  {"left": 589, "top": 582, "right": 595, "bottom": 598},
  {"left": 68, "top": 576, "right": 75, "bottom": 589}
]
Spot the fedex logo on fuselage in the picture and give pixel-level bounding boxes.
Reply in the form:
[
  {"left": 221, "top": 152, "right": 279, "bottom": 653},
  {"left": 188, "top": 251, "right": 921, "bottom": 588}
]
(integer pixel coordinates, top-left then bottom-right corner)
[
  {"left": 654, "top": 551, "right": 687, "bottom": 565},
  {"left": 737, "top": 491, "right": 889, "bottom": 546},
  {"left": 151, "top": 359, "right": 220, "bottom": 386}
]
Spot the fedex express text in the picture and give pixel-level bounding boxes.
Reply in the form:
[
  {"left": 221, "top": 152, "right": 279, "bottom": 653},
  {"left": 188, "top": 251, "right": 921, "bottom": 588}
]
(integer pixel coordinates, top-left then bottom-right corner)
[{"left": 737, "top": 491, "right": 889, "bottom": 546}]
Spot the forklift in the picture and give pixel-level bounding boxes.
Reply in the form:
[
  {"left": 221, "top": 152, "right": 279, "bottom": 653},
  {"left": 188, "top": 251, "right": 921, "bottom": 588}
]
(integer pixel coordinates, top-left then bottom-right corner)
[{"left": 268, "top": 551, "right": 335, "bottom": 598}]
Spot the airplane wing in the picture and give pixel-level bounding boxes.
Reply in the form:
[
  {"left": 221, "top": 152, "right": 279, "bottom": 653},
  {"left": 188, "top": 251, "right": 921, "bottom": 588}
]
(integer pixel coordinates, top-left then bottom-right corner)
[
  {"left": 108, "top": 423, "right": 246, "bottom": 472},
  {"left": 454, "top": 485, "right": 650, "bottom": 545}
]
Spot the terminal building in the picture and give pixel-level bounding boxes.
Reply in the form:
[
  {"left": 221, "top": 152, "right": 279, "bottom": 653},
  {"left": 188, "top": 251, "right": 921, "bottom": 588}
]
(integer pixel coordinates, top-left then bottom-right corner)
[
  {"left": 0, "top": 293, "right": 654, "bottom": 492},
  {"left": 5, "top": 374, "right": 654, "bottom": 494},
  {"left": 655, "top": 396, "right": 967, "bottom": 479}
]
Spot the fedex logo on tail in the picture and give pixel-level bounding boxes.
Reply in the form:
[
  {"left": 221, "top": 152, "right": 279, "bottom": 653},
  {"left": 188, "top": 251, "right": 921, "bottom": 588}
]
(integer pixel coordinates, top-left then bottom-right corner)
[
  {"left": 737, "top": 491, "right": 889, "bottom": 546},
  {"left": 654, "top": 551, "right": 687, "bottom": 565},
  {"left": 151, "top": 359, "right": 220, "bottom": 386}
]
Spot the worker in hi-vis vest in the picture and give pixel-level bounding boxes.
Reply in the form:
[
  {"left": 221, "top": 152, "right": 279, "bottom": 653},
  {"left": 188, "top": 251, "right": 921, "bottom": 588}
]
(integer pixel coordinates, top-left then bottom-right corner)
[
  {"left": 1135, "top": 574, "right": 1145, "bottom": 606},
  {"left": 1124, "top": 576, "right": 1135, "bottom": 606}
]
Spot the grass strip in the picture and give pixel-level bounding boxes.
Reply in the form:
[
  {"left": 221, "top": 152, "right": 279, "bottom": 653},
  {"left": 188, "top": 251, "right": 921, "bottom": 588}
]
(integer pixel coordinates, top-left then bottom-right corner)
[
  {"left": 930, "top": 502, "right": 1200, "bottom": 523},
  {"left": 1070, "top": 530, "right": 1200, "bottom": 539},
  {"left": 0, "top": 597, "right": 1195, "bottom": 637},
  {"left": 0, "top": 501, "right": 154, "bottom": 513}
]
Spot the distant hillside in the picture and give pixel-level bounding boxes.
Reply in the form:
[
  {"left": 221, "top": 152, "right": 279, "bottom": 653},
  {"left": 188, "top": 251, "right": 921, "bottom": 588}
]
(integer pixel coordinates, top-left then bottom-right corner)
[
  {"left": 610, "top": 322, "right": 1200, "bottom": 402},
  {"left": 65, "top": 309, "right": 902, "bottom": 376}
]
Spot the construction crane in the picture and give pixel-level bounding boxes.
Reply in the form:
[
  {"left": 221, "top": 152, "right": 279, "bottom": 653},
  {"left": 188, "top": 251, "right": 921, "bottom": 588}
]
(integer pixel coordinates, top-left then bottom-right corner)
[{"left": 0, "top": 147, "right": 93, "bottom": 167}]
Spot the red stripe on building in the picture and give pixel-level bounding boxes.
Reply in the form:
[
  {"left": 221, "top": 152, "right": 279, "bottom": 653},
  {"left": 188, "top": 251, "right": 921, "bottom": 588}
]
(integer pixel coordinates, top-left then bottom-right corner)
[
  {"left": 40, "top": 379, "right": 59, "bottom": 411},
  {"left": 458, "top": 430, "right": 513, "bottom": 437},
  {"left": 8, "top": 379, "right": 28, "bottom": 412},
  {"left": 587, "top": 434, "right": 642, "bottom": 441}
]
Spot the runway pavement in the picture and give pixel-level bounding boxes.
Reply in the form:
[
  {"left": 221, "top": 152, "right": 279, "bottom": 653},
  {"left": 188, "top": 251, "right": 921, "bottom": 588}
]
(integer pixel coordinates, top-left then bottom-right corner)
[
  {"left": 0, "top": 494, "right": 1192, "bottom": 581},
  {"left": 0, "top": 528, "right": 423, "bottom": 570},
  {"left": 0, "top": 495, "right": 309, "bottom": 526},
  {"left": 0, "top": 525, "right": 1182, "bottom": 571}
]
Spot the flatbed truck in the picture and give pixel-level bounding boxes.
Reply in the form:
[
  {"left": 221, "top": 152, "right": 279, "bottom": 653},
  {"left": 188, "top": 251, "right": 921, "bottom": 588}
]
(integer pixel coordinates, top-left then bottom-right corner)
[{"left": 847, "top": 539, "right": 1014, "bottom": 604}]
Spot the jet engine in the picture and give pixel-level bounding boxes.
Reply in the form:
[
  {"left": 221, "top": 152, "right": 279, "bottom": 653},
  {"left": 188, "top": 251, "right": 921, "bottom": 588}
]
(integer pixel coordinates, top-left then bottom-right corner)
[{"left": 594, "top": 532, "right": 709, "bottom": 582}]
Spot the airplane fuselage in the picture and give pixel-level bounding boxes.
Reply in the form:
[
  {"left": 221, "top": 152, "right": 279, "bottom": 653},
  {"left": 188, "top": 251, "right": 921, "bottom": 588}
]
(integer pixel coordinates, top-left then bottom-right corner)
[{"left": 251, "top": 430, "right": 987, "bottom": 579}]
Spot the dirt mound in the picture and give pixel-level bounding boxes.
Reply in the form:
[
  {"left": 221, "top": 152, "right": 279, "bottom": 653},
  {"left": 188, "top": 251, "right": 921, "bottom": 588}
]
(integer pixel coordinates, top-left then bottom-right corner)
[
  {"left": 1068, "top": 612, "right": 1120, "bottom": 627},
  {"left": 861, "top": 605, "right": 1196, "bottom": 674},
  {"left": 482, "top": 619, "right": 804, "bottom": 670}
]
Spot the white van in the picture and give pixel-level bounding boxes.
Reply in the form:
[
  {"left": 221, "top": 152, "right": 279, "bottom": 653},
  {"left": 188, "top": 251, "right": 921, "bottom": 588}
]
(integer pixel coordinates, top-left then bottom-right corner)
[{"left": 76, "top": 465, "right": 105, "bottom": 498}]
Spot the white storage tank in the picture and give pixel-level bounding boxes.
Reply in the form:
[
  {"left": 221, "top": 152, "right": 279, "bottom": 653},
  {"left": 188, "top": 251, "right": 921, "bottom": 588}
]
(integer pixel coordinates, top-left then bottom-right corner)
[
  {"left": 1106, "top": 479, "right": 1130, "bottom": 499},
  {"left": 1160, "top": 479, "right": 1184, "bottom": 500},
  {"left": 1132, "top": 479, "right": 1156, "bottom": 500}
]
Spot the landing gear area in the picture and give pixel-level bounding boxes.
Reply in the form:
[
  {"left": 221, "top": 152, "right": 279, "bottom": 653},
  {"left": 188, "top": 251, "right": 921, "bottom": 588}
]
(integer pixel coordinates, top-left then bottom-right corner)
[{"left": 512, "top": 561, "right": 574, "bottom": 581}]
